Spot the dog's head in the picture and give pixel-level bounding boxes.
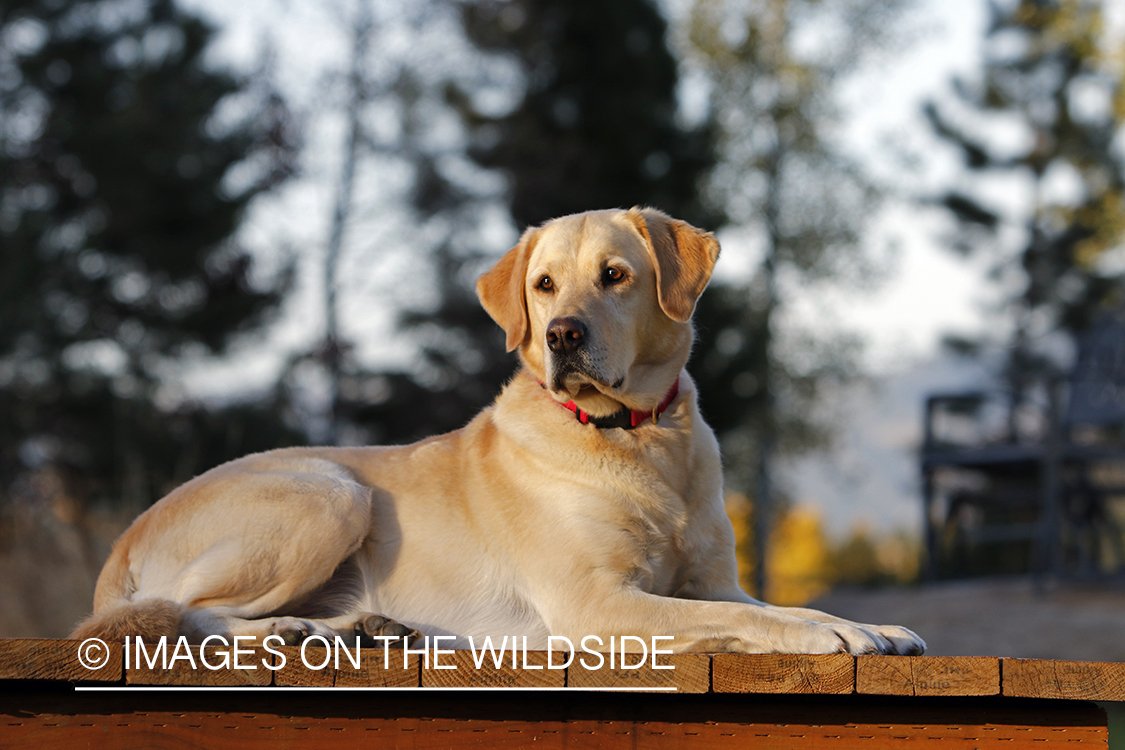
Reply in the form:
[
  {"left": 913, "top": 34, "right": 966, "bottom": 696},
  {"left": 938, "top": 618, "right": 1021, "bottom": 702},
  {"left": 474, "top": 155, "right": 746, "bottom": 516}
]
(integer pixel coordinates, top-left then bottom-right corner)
[{"left": 477, "top": 207, "right": 720, "bottom": 417}]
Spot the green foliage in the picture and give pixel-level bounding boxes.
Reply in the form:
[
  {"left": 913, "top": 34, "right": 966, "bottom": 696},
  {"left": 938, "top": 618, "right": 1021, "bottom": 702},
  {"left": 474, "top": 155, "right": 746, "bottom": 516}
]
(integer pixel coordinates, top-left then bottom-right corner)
[{"left": 0, "top": 0, "right": 299, "bottom": 507}]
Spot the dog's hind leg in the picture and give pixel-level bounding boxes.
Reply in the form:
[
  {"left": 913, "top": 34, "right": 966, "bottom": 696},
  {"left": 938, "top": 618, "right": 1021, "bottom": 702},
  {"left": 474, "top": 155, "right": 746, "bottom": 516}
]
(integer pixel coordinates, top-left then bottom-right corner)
[
  {"left": 178, "top": 552, "right": 422, "bottom": 648},
  {"left": 80, "top": 457, "right": 387, "bottom": 644}
]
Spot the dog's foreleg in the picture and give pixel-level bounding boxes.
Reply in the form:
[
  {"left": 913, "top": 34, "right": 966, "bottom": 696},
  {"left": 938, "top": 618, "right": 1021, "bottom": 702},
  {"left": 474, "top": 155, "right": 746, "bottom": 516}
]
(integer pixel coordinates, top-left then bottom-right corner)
[{"left": 549, "top": 589, "right": 905, "bottom": 655}]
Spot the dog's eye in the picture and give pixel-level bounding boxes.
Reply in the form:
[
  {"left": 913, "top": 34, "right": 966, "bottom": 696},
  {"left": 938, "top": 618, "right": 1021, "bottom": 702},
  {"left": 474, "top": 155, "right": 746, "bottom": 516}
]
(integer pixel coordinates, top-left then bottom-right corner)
[
  {"left": 536, "top": 276, "right": 554, "bottom": 292},
  {"left": 602, "top": 267, "right": 625, "bottom": 286}
]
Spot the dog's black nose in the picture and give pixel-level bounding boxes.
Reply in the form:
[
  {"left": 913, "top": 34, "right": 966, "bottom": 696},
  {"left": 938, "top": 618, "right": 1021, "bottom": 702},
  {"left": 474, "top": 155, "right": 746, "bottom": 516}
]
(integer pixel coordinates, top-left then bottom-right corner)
[{"left": 546, "top": 317, "right": 587, "bottom": 354}]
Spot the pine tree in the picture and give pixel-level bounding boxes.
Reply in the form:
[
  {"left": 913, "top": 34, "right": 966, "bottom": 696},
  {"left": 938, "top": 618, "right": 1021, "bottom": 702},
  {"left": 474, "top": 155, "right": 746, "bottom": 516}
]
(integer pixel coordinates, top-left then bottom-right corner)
[
  {"left": 686, "top": 0, "right": 896, "bottom": 595},
  {"left": 0, "top": 0, "right": 299, "bottom": 507},
  {"left": 461, "top": 0, "right": 718, "bottom": 229},
  {"left": 347, "top": 0, "right": 720, "bottom": 444},
  {"left": 927, "top": 0, "right": 1125, "bottom": 408}
]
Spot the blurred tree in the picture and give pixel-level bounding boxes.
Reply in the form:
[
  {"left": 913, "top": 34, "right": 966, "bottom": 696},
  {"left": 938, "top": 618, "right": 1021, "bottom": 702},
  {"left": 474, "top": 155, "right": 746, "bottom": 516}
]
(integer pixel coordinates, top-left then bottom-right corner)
[
  {"left": 318, "top": 0, "right": 375, "bottom": 447},
  {"left": 685, "top": 0, "right": 900, "bottom": 596},
  {"left": 343, "top": 0, "right": 721, "bottom": 445},
  {"left": 926, "top": 0, "right": 1125, "bottom": 428},
  {"left": 269, "top": 1, "right": 521, "bottom": 447},
  {"left": 0, "top": 0, "right": 300, "bottom": 510},
  {"left": 825, "top": 524, "right": 921, "bottom": 587},
  {"left": 766, "top": 503, "right": 830, "bottom": 605},
  {"left": 461, "top": 0, "right": 718, "bottom": 230},
  {"left": 724, "top": 492, "right": 757, "bottom": 592},
  {"left": 725, "top": 495, "right": 919, "bottom": 600}
]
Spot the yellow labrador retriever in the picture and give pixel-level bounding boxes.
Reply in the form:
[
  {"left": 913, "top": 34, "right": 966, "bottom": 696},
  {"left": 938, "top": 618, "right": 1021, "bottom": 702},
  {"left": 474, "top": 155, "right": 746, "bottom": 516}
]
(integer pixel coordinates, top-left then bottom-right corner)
[{"left": 73, "top": 207, "right": 924, "bottom": 655}]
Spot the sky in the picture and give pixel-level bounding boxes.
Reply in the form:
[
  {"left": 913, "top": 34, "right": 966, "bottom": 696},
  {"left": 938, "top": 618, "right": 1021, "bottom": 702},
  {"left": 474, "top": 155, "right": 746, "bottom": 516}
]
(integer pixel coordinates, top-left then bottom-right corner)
[
  {"left": 176, "top": 0, "right": 1003, "bottom": 391},
  {"left": 787, "top": 0, "right": 997, "bottom": 372},
  {"left": 172, "top": 0, "right": 1045, "bottom": 534}
]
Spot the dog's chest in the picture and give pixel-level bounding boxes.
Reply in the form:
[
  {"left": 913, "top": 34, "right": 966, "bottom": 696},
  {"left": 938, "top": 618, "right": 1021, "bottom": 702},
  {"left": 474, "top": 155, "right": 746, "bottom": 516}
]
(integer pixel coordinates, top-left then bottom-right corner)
[
  {"left": 627, "top": 492, "right": 695, "bottom": 594},
  {"left": 567, "top": 459, "right": 692, "bottom": 596},
  {"left": 561, "top": 431, "right": 705, "bottom": 592}
]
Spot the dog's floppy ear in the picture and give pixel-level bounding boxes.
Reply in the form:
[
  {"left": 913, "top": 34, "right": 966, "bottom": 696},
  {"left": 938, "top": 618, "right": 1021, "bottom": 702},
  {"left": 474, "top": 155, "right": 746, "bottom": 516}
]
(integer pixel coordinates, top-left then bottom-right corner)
[
  {"left": 476, "top": 227, "right": 539, "bottom": 351},
  {"left": 627, "top": 207, "right": 720, "bottom": 322}
]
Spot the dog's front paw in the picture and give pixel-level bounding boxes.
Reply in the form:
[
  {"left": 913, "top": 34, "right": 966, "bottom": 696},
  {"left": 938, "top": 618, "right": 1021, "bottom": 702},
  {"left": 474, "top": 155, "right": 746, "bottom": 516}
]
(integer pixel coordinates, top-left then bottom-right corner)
[
  {"left": 808, "top": 622, "right": 926, "bottom": 656},
  {"left": 867, "top": 624, "right": 926, "bottom": 655},
  {"left": 776, "top": 621, "right": 881, "bottom": 655},
  {"left": 821, "top": 623, "right": 894, "bottom": 655},
  {"left": 353, "top": 613, "right": 422, "bottom": 648}
]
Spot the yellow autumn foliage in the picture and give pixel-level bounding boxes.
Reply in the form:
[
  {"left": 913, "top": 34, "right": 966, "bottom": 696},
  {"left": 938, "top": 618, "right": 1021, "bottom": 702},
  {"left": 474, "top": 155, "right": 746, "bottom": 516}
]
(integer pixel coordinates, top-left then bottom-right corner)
[
  {"left": 723, "top": 493, "right": 829, "bottom": 605},
  {"left": 767, "top": 505, "right": 831, "bottom": 606},
  {"left": 723, "top": 493, "right": 920, "bottom": 607}
]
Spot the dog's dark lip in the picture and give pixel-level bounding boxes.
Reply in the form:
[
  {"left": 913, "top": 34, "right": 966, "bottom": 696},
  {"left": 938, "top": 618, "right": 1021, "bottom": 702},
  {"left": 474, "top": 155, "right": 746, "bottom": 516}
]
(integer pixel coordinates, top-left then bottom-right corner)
[
  {"left": 549, "top": 372, "right": 574, "bottom": 395},
  {"left": 549, "top": 376, "right": 618, "bottom": 403},
  {"left": 550, "top": 360, "right": 610, "bottom": 395}
]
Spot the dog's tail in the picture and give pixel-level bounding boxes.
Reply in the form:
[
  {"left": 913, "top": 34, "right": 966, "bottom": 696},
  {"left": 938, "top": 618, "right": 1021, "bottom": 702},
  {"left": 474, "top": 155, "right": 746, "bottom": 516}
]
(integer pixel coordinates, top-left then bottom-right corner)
[
  {"left": 70, "top": 599, "right": 182, "bottom": 643},
  {"left": 69, "top": 541, "right": 181, "bottom": 643}
]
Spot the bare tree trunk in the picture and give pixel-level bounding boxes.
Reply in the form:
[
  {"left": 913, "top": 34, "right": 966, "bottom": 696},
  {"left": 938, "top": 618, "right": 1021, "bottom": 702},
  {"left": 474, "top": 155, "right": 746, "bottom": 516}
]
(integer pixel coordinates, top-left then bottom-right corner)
[
  {"left": 322, "top": 0, "right": 374, "bottom": 445},
  {"left": 753, "top": 141, "right": 782, "bottom": 601}
]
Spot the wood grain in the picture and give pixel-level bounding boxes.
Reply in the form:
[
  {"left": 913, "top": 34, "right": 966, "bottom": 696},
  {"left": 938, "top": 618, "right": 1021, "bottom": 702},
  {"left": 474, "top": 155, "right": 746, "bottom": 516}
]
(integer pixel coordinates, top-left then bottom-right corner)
[
  {"left": 421, "top": 649, "right": 564, "bottom": 688},
  {"left": 334, "top": 648, "right": 419, "bottom": 687},
  {"left": 126, "top": 642, "right": 271, "bottom": 686},
  {"left": 857, "top": 655, "right": 1000, "bottom": 696},
  {"left": 711, "top": 653, "right": 854, "bottom": 694},
  {"left": 1003, "top": 658, "right": 1125, "bottom": 701},
  {"left": 2, "top": 637, "right": 1125, "bottom": 705},
  {"left": 272, "top": 645, "right": 336, "bottom": 687},
  {"left": 567, "top": 653, "right": 709, "bottom": 692},
  {"left": 0, "top": 638, "right": 122, "bottom": 682}
]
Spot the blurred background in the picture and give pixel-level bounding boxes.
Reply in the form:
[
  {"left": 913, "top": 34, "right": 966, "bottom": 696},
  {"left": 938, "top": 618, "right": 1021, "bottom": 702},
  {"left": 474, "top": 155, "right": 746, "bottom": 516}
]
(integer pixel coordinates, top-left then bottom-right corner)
[{"left": 3, "top": 0, "right": 1125, "bottom": 668}]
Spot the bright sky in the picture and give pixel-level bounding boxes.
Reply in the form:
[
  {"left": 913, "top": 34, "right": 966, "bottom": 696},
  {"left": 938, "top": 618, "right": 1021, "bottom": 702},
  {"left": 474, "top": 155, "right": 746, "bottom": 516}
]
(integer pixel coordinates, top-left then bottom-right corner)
[
  {"left": 178, "top": 0, "right": 1003, "bottom": 398},
  {"left": 787, "top": 0, "right": 998, "bottom": 372}
]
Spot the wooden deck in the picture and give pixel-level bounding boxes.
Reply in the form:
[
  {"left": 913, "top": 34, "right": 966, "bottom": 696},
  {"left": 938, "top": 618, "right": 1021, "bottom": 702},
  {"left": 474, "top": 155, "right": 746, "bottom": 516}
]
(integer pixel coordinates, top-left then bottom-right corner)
[{"left": 0, "top": 638, "right": 1120, "bottom": 747}]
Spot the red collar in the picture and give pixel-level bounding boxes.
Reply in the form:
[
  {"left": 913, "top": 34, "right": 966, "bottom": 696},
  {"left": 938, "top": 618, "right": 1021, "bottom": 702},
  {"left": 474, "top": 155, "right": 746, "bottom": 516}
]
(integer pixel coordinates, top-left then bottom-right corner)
[{"left": 545, "top": 378, "right": 680, "bottom": 430}]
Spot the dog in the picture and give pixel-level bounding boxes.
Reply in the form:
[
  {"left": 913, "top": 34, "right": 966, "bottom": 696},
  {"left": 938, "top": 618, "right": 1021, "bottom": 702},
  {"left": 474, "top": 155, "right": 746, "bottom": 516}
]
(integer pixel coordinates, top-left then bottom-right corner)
[{"left": 73, "top": 207, "right": 924, "bottom": 656}]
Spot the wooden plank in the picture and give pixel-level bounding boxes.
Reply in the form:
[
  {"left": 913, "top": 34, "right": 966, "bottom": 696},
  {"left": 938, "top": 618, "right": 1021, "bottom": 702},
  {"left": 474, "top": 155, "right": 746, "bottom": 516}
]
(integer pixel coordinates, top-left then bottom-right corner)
[
  {"left": 0, "top": 638, "right": 122, "bottom": 683},
  {"left": 0, "top": 691, "right": 1109, "bottom": 748},
  {"left": 857, "top": 655, "right": 1000, "bottom": 696},
  {"left": 421, "top": 649, "right": 564, "bottom": 688},
  {"left": 272, "top": 644, "right": 335, "bottom": 687},
  {"left": 0, "top": 715, "right": 1108, "bottom": 749},
  {"left": 567, "top": 653, "right": 709, "bottom": 692},
  {"left": 712, "top": 653, "right": 854, "bottom": 694},
  {"left": 126, "top": 642, "right": 271, "bottom": 686},
  {"left": 1003, "top": 657, "right": 1125, "bottom": 701},
  {"left": 5, "top": 636, "right": 1125, "bottom": 706},
  {"left": 274, "top": 643, "right": 421, "bottom": 687},
  {"left": 335, "top": 648, "right": 419, "bottom": 688}
]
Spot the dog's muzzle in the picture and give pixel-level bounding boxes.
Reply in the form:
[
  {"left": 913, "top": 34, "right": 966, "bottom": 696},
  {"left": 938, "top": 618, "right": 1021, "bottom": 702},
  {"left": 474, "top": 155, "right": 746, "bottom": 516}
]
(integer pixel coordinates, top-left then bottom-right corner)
[
  {"left": 546, "top": 317, "right": 587, "bottom": 355},
  {"left": 546, "top": 317, "right": 598, "bottom": 393}
]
